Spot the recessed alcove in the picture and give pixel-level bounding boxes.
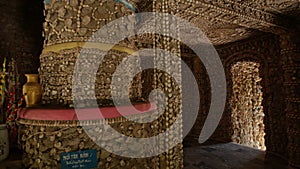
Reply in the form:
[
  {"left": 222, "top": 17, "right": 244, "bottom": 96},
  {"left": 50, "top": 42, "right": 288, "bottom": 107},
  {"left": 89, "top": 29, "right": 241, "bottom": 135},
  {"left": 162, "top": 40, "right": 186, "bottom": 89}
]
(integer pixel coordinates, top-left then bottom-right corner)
[{"left": 230, "top": 61, "right": 266, "bottom": 150}]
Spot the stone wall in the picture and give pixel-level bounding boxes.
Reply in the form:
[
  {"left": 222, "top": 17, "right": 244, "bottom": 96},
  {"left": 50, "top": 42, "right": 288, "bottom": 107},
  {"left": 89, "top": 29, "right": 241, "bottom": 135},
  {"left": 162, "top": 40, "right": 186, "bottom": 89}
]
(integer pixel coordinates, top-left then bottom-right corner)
[
  {"left": 280, "top": 31, "right": 300, "bottom": 167},
  {"left": 181, "top": 48, "right": 211, "bottom": 146},
  {"left": 1, "top": 0, "right": 297, "bottom": 167},
  {"left": 230, "top": 61, "right": 265, "bottom": 150},
  {"left": 183, "top": 34, "right": 287, "bottom": 156},
  {"left": 215, "top": 34, "right": 286, "bottom": 157},
  {"left": 18, "top": 112, "right": 181, "bottom": 169},
  {"left": 0, "top": 0, "right": 44, "bottom": 85}
]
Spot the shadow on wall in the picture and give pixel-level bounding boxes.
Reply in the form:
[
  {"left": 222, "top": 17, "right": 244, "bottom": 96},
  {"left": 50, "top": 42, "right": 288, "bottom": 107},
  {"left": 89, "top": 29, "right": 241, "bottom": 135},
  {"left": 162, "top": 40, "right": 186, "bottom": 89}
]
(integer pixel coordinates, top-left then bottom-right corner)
[{"left": 0, "top": 0, "right": 44, "bottom": 85}]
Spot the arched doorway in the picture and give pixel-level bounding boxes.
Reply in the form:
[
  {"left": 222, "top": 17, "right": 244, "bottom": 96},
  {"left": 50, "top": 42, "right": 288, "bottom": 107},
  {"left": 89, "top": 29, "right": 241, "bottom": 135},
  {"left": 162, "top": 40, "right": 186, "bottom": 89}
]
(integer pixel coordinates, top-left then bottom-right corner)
[{"left": 230, "top": 61, "right": 266, "bottom": 150}]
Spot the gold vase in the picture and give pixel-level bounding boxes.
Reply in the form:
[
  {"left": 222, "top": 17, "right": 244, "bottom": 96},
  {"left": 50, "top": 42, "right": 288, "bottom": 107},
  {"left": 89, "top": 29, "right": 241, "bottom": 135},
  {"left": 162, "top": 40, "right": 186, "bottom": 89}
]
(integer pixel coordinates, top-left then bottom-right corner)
[{"left": 23, "top": 74, "right": 42, "bottom": 107}]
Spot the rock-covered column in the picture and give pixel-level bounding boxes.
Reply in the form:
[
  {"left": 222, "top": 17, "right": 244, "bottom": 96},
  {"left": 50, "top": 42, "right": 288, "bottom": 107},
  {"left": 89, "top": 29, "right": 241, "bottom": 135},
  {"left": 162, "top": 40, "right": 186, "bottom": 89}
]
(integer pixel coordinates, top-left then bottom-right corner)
[
  {"left": 280, "top": 31, "right": 300, "bottom": 168},
  {"left": 39, "top": 0, "right": 142, "bottom": 106}
]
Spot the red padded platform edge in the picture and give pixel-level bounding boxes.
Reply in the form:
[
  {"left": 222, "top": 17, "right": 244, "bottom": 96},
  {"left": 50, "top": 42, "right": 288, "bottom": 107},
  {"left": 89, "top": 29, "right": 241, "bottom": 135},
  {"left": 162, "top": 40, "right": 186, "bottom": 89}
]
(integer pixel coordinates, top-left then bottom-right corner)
[{"left": 19, "top": 103, "right": 156, "bottom": 121}]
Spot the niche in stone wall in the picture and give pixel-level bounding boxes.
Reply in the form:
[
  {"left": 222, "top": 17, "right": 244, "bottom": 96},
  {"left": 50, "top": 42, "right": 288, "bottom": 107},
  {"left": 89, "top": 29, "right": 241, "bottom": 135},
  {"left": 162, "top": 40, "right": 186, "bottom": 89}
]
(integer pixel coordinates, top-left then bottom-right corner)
[{"left": 230, "top": 61, "right": 266, "bottom": 150}]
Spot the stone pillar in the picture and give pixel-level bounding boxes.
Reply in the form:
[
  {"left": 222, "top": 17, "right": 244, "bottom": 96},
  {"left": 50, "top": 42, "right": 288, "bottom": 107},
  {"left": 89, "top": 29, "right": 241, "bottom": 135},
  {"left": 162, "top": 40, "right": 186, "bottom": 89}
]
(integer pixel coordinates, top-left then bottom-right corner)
[
  {"left": 280, "top": 31, "right": 300, "bottom": 168},
  {"left": 39, "top": 0, "right": 142, "bottom": 106}
]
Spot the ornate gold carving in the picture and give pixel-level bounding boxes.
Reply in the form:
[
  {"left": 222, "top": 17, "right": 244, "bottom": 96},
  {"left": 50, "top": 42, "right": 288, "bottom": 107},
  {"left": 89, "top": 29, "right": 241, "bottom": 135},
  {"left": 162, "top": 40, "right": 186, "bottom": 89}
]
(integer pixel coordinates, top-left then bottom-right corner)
[{"left": 42, "top": 42, "right": 136, "bottom": 54}]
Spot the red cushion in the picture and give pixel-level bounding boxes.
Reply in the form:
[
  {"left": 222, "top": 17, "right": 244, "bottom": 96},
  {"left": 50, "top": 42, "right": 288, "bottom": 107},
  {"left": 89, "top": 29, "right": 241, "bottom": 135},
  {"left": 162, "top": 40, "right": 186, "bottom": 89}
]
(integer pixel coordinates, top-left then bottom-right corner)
[{"left": 19, "top": 103, "right": 156, "bottom": 121}]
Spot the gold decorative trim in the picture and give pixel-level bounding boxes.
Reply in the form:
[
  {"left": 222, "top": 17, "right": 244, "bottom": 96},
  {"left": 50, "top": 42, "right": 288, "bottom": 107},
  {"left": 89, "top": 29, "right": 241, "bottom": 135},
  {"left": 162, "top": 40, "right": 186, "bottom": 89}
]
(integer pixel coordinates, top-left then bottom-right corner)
[
  {"left": 42, "top": 42, "right": 136, "bottom": 55},
  {"left": 17, "top": 117, "right": 129, "bottom": 127},
  {"left": 17, "top": 109, "right": 156, "bottom": 127}
]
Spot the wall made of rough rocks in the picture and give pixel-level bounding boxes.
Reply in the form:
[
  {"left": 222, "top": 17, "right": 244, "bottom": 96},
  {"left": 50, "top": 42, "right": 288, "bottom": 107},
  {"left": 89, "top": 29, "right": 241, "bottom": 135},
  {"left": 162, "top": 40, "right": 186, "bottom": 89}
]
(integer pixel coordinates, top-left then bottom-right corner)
[
  {"left": 183, "top": 34, "right": 287, "bottom": 158},
  {"left": 39, "top": 0, "right": 143, "bottom": 106},
  {"left": 230, "top": 61, "right": 265, "bottom": 150}
]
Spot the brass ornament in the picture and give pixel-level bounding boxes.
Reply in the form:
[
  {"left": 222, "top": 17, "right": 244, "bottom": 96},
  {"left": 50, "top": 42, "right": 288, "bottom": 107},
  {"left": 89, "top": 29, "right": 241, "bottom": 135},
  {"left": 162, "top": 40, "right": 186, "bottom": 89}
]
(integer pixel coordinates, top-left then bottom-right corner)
[{"left": 23, "top": 74, "right": 42, "bottom": 107}]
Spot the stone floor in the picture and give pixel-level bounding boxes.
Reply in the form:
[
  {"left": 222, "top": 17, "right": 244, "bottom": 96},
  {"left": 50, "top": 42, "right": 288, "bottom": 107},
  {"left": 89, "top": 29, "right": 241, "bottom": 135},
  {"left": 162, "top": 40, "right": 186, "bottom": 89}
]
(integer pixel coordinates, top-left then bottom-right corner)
[
  {"left": 0, "top": 148, "right": 22, "bottom": 169},
  {"left": 183, "top": 142, "right": 288, "bottom": 169},
  {"left": 0, "top": 142, "right": 289, "bottom": 169}
]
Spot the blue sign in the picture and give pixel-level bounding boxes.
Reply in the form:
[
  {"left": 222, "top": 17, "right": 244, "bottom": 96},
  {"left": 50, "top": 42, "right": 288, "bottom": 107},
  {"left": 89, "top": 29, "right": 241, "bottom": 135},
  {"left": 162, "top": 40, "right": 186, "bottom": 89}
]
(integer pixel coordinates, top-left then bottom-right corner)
[
  {"left": 61, "top": 149, "right": 98, "bottom": 169},
  {"left": 44, "top": 0, "right": 51, "bottom": 4}
]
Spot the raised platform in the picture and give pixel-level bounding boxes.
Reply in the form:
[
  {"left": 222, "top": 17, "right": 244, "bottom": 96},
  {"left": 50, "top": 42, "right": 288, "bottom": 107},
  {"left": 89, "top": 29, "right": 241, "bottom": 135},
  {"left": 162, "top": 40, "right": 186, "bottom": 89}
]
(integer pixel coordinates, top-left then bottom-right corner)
[
  {"left": 17, "top": 103, "right": 183, "bottom": 169},
  {"left": 19, "top": 102, "right": 155, "bottom": 121}
]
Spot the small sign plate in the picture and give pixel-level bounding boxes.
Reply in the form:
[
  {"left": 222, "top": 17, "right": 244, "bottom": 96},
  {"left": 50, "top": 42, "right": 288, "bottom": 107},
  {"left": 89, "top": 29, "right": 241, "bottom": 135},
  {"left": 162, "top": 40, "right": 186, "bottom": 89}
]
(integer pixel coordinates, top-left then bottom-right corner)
[{"left": 61, "top": 149, "right": 98, "bottom": 169}]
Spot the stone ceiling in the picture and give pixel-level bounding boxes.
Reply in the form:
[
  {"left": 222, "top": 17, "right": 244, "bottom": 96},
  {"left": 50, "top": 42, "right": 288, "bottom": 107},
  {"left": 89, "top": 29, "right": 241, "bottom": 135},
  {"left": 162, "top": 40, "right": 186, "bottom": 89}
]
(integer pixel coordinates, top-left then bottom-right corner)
[
  {"left": 176, "top": 8, "right": 264, "bottom": 45},
  {"left": 237, "top": 0, "right": 299, "bottom": 14},
  {"left": 134, "top": 0, "right": 299, "bottom": 45}
]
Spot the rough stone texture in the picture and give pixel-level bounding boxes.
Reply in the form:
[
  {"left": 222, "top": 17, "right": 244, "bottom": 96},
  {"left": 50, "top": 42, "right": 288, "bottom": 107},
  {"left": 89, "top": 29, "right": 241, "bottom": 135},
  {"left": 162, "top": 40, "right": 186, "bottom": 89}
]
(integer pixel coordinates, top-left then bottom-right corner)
[
  {"left": 181, "top": 48, "right": 211, "bottom": 145},
  {"left": 42, "top": 0, "right": 136, "bottom": 47},
  {"left": 230, "top": 61, "right": 265, "bottom": 150},
  {"left": 40, "top": 0, "right": 142, "bottom": 106},
  {"left": 37, "top": 1, "right": 184, "bottom": 169},
  {"left": 280, "top": 31, "right": 300, "bottom": 168},
  {"left": 40, "top": 48, "right": 142, "bottom": 106},
  {"left": 182, "top": 34, "right": 290, "bottom": 163},
  {"left": 1, "top": 142, "right": 290, "bottom": 169},
  {"left": 17, "top": 116, "right": 170, "bottom": 169},
  {"left": 1, "top": 0, "right": 299, "bottom": 168},
  {"left": 217, "top": 35, "right": 288, "bottom": 160}
]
